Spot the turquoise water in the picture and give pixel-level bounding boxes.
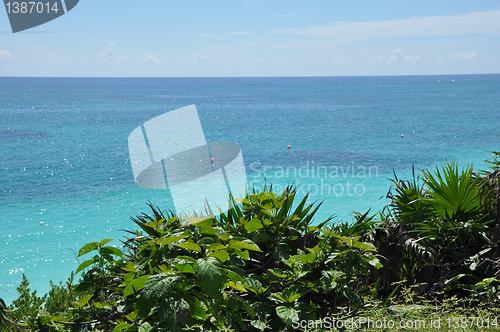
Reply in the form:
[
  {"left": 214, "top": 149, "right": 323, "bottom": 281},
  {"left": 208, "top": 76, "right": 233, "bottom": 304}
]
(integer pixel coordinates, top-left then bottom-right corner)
[{"left": 1, "top": 75, "right": 499, "bottom": 303}]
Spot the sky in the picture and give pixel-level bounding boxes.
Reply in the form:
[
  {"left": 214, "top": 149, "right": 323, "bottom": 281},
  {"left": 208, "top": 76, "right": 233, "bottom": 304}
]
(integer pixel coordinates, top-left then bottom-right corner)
[{"left": 1, "top": 0, "right": 500, "bottom": 77}]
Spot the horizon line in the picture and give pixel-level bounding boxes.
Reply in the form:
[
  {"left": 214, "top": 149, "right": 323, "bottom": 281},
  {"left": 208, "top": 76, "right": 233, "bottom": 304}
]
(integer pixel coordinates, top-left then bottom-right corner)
[{"left": 1, "top": 72, "right": 500, "bottom": 79}]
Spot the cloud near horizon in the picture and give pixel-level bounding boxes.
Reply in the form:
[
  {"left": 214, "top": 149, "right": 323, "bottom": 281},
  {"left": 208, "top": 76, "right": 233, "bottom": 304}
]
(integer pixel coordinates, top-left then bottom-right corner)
[
  {"left": 102, "top": 41, "right": 128, "bottom": 64},
  {"left": 372, "top": 50, "right": 422, "bottom": 65},
  {"left": 47, "top": 53, "right": 62, "bottom": 63},
  {"left": 141, "top": 53, "right": 164, "bottom": 64},
  {"left": 0, "top": 50, "right": 14, "bottom": 61},
  {"left": 274, "top": 10, "right": 500, "bottom": 41},
  {"left": 191, "top": 52, "right": 207, "bottom": 60},
  {"left": 452, "top": 51, "right": 479, "bottom": 61}
]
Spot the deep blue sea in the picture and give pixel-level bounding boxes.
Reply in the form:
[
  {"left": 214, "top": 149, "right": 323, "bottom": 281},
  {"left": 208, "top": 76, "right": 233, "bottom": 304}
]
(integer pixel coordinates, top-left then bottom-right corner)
[{"left": 1, "top": 75, "right": 499, "bottom": 303}]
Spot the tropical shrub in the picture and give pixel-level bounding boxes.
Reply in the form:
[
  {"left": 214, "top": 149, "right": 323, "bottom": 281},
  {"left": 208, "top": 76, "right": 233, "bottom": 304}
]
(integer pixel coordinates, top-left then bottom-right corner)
[
  {"left": 378, "top": 160, "right": 500, "bottom": 299},
  {"left": 8, "top": 185, "right": 380, "bottom": 332}
]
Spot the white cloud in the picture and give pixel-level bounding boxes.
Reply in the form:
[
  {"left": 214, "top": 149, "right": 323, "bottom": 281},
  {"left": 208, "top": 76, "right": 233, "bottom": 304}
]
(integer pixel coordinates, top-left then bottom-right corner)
[
  {"left": 371, "top": 50, "right": 422, "bottom": 65},
  {"left": 47, "top": 53, "right": 62, "bottom": 63},
  {"left": 0, "top": 50, "right": 14, "bottom": 61},
  {"left": 102, "top": 41, "right": 128, "bottom": 64},
  {"left": 141, "top": 53, "right": 164, "bottom": 64},
  {"left": 452, "top": 51, "right": 479, "bottom": 61},
  {"left": 274, "top": 10, "right": 500, "bottom": 41},
  {"left": 191, "top": 52, "right": 207, "bottom": 60}
]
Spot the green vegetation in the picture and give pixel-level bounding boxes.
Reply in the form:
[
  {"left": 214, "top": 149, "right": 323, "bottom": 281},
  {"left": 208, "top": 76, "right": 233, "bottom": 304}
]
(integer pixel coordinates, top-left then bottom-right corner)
[{"left": 1, "top": 152, "right": 499, "bottom": 331}]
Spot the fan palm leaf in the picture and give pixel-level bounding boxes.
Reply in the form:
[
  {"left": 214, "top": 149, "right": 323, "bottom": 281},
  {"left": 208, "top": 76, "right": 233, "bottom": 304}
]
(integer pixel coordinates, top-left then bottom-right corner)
[{"left": 422, "top": 162, "right": 482, "bottom": 221}]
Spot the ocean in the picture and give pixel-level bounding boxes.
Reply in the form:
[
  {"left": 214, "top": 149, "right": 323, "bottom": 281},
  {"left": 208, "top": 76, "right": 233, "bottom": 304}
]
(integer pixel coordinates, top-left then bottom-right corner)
[{"left": 1, "top": 75, "right": 499, "bottom": 303}]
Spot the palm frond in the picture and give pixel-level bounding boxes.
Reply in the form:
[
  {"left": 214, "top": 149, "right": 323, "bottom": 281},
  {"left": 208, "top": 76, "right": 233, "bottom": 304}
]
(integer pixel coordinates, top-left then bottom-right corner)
[{"left": 422, "top": 162, "right": 482, "bottom": 221}]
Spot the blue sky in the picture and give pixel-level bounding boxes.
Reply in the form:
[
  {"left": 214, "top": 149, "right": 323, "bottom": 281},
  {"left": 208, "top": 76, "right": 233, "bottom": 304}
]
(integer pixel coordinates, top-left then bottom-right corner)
[{"left": 1, "top": 0, "right": 500, "bottom": 77}]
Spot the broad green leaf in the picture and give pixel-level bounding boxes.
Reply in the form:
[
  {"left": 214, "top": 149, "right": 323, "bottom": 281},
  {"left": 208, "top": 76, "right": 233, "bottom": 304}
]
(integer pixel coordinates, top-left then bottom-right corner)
[
  {"left": 229, "top": 239, "right": 262, "bottom": 252},
  {"left": 216, "top": 231, "right": 230, "bottom": 242},
  {"left": 77, "top": 242, "right": 99, "bottom": 257},
  {"left": 270, "top": 293, "right": 286, "bottom": 303},
  {"left": 226, "top": 281, "right": 247, "bottom": 292},
  {"left": 141, "top": 274, "right": 180, "bottom": 302},
  {"left": 123, "top": 272, "right": 134, "bottom": 283},
  {"left": 157, "top": 264, "right": 171, "bottom": 274},
  {"left": 245, "top": 218, "right": 265, "bottom": 232},
  {"left": 257, "top": 192, "right": 276, "bottom": 201},
  {"left": 191, "top": 218, "right": 213, "bottom": 227},
  {"left": 353, "top": 241, "right": 376, "bottom": 251},
  {"left": 223, "top": 268, "right": 245, "bottom": 282},
  {"left": 199, "top": 226, "right": 217, "bottom": 236},
  {"left": 113, "top": 323, "right": 133, "bottom": 332},
  {"left": 196, "top": 257, "right": 223, "bottom": 299},
  {"left": 268, "top": 268, "right": 289, "bottom": 279},
  {"left": 125, "top": 310, "right": 139, "bottom": 321},
  {"left": 251, "top": 320, "right": 267, "bottom": 331},
  {"left": 176, "top": 242, "right": 202, "bottom": 252},
  {"left": 276, "top": 306, "right": 299, "bottom": 326},
  {"left": 122, "top": 262, "right": 136, "bottom": 273},
  {"left": 186, "top": 295, "right": 207, "bottom": 320},
  {"left": 208, "top": 243, "right": 227, "bottom": 252},
  {"left": 283, "top": 286, "right": 305, "bottom": 303},
  {"left": 292, "top": 253, "right": 315, "bottom": 264},
  {"left": 244, "top": 278, "right": 266, "bottom": 294},
  {"left": 99, "top": 238, "right": 114, "bottom": 246},
  {"left": 75, "top": 258, "right": 96, "bottom": 274},
  {"left": 197, "top": 237, "right": 216, "bottom": 245},
  {"left": 101, "top": 246, "right": 123, "bottom": 257},
  {"left": 236, "top": 250, "right": 250, "bottom": 260},
  {"left": 200, "top": 226, "right": 230, "bottom": 241},
  {"left": 161, "top": 234, "right": 188, "bottom": 246},
  {"left": 139, "top": 322, "right": 154, "bottom": 332},
  {"left": 369, "top": 258, "right": 383, "bottom": 269},
  {"left": 123, "top": 275, "right": 149, "bottom": 297},
  {"left": 175, "top": 263, "right": 196, "bottom": 274},
  {"left": 176, "top": 255, "right": 197, "bottom": 263},
  {"left": 77, "top": 294, "right": 93, "bottom": 308},
  {"left": 208, "top": 250, "right": 229, "bottom": 262}
]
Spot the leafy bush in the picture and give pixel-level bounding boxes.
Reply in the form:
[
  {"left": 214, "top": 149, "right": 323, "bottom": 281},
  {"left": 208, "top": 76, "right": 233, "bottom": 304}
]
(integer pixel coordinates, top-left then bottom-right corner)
[
  {"left": 378, "top": 160, "right": 500, "bottom": 299},
  {"left": 8, "top": 185, "right": 380, "bottom": 331}
]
